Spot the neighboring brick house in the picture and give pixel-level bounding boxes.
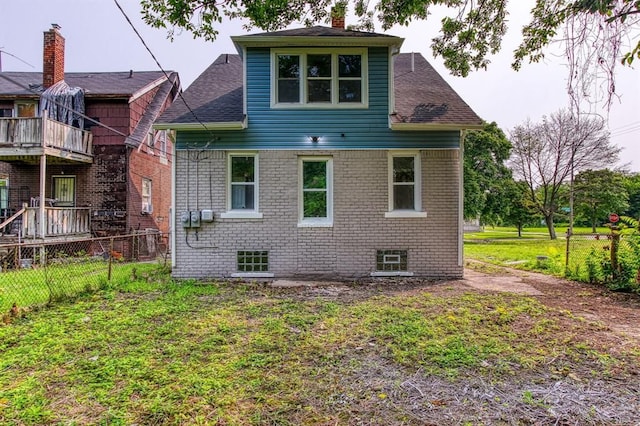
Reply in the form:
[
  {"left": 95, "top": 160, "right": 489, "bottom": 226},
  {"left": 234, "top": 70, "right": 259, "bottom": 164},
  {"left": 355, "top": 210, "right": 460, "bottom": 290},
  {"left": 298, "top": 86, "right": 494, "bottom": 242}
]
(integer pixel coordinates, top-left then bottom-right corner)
[
  {"left": 0, "top": 25, "right": 180, "bottom": 241},
  {"left": 156, "top": 21, "right": 482, "bottom": 280}
]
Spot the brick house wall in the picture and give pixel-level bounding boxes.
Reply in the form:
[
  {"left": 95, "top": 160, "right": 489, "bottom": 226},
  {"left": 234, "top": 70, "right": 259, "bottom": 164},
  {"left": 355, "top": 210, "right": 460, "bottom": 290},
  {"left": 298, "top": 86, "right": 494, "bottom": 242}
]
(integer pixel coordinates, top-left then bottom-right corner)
[
  {"left": 172, "top": 149, "right": 462, "bottom": 279},
  {"left": 127, "top": 147, "right": 172, "bottom": 234}
]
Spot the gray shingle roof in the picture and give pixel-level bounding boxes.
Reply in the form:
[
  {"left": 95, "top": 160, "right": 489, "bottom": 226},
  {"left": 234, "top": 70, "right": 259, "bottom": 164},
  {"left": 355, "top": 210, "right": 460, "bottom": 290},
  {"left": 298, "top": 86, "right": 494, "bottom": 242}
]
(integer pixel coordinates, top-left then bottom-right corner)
[
  {"left": 126, "top": 73, "right": 180, "bottom": 148},
  {"left": 0, "top": 71, "right": 169, "bottom": 98},
  {"left": 157, "top": 48, "right": 481, "bottom": 128},
  {"left": 392, "top": 53, "right": 482, "bottom": 126},
  {"left": 238, "top": 25, "right": 397, "bottom": 38},
  {"left": 157, "top": 54, "right": 243, "bottom": 125}
]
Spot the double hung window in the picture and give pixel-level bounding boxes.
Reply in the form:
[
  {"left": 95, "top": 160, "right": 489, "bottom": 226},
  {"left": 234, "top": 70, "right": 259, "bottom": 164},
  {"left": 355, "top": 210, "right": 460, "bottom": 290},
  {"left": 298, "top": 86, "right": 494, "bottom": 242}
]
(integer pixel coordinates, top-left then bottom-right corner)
[
  {"left": 386, "top": 152, "right": 426, "bottom": 218},
  {"left": 221, "top": 153, "right": 262, "bottom": 219},
  {"left": 274, "top": 49, "right": 367, "bottom": 107},
  {"left": 141, "top": 178, "right": 152, "bottom": 214},
  {"left": 299, "top": 157, "right": 333, "bottom": 226}
]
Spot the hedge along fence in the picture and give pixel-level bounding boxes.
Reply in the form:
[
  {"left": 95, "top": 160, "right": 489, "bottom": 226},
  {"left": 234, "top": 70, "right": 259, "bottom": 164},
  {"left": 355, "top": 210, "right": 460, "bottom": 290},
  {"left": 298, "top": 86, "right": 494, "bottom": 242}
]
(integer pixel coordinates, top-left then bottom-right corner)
[
  {"left": 565, "top": 230, "right": 640, "bottom": 292},
  {"left": 0, "top": 231, "right": 169, "bottom": 323}
]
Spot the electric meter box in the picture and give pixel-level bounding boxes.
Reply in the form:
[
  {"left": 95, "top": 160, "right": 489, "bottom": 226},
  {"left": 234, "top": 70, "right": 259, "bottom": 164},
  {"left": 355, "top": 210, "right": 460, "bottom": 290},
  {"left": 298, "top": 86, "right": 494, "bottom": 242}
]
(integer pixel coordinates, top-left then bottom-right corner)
[
  {"left": 190, "top": 210, "right": 201, "bottom": 228},
  {"left": 200, "top": 209, "right": 214, "bottom": 222}
]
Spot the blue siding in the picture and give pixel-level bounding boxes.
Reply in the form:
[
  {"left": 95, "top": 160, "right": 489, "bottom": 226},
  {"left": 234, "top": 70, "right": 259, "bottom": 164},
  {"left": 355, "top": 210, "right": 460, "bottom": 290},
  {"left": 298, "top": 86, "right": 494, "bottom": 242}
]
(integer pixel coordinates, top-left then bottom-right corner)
[{"left": 176, "top": 47, "right": 461, "bottom": 150}]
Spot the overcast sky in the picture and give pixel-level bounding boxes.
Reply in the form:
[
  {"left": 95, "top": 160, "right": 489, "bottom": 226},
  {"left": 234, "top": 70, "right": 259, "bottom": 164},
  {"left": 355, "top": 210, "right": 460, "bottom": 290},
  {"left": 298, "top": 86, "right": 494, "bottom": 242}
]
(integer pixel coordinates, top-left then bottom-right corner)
[{"left": 1, "top": 0, "right": 638, "bottom": 171}]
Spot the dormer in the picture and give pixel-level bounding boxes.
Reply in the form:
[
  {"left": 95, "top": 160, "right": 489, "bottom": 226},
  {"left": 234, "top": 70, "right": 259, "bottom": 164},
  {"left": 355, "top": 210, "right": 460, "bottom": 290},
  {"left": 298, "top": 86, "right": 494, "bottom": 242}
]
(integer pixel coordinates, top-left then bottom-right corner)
[{"left": 231, "top": 26, "right": 403, "bottom": 111}]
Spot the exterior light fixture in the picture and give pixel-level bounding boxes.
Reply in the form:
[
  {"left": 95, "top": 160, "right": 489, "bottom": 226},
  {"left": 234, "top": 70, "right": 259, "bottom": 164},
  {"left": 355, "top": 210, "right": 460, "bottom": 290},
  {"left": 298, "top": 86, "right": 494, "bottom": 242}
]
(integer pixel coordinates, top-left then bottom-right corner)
[{"left": 310, "top": 136, "right": 320, "bottom": 143}]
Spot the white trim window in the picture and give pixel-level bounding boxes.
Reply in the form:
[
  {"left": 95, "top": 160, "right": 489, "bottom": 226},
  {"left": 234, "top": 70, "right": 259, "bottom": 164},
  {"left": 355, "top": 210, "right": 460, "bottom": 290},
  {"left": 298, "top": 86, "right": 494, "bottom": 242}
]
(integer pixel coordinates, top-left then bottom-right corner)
[
  {"left": 221, "top": 153, "right": 263, "bottom": 219},
  {"left": 141, "top": 178, "right": 153, "bottom": 214},
  {"left": 385, "top": 151, "right": 427, "bottom": 218},
  {"left": 272, "top": 48, "right": 368, "bottom": 108},
  {"left": 299, "top": 157, "right": 333, "bottom": 226}
]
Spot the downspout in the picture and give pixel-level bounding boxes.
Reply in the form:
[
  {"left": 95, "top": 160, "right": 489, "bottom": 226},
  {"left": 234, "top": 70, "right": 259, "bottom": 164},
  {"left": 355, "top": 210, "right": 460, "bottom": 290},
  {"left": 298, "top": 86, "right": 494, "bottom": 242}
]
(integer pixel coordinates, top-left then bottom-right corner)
[
  {"left": 458, "top": 129, "right": 466, "bottom": 271},
  {"left": 388, "top": 45, "right": 401, "bottom": 128},
  {"left": 171, "top": 132, "right": 176, "bottom": 267}
]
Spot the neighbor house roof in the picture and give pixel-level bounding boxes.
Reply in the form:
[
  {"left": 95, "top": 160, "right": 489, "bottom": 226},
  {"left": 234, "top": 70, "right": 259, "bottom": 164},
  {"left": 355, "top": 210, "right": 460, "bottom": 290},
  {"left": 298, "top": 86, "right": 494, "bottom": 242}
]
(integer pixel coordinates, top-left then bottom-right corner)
[
  {"left": 156, "top": 50, "right": 482, "bottom": 130},
  {"left": 0, "top": 70, "right": 181, "bottom": 147},
  {"left": 0, "top": 71, "right": 170, "bottom": 99}
]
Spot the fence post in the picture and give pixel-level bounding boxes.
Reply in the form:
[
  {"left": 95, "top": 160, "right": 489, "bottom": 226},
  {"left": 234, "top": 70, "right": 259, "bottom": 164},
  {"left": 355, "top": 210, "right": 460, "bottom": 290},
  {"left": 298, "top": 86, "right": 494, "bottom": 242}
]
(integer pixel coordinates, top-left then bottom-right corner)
[
  {"left": 108, "top": 237, "right": 114, "bottom": 281},
  {"left": 564, "top": 229, "right": 571, "bottom": 276},
  {"left": 610, "top": 227, "right": 620, "bottom": 281}
]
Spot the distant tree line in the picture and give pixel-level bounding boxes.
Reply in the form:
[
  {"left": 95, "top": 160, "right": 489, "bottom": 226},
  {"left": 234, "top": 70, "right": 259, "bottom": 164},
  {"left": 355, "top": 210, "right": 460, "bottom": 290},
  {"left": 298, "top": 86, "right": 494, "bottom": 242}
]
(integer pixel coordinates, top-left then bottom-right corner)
[{"left": 464, "top": 111, "right": 639, "bottom": 239}]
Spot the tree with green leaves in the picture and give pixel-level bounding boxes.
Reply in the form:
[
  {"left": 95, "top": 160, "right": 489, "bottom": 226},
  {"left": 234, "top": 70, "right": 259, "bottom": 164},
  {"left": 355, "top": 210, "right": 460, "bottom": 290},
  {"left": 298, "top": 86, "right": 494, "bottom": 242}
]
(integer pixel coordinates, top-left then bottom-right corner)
[
  {"left": 140, "top": 0, "right": 640, "bottom": 108},
  {"left": 574, "top": 169, "right": 629, "bottom": 232},
  {"left": 622, "top": 172, "right": 640, "bottom": 220},
  {"left": 503, "top": 180, "right": 539, "bottom": 237},
  {"left": 509, "top": 109, "right": 621, "bottom": 240},
  {"left": 463, "top": 122, "right": 513, "bottom": 224}
]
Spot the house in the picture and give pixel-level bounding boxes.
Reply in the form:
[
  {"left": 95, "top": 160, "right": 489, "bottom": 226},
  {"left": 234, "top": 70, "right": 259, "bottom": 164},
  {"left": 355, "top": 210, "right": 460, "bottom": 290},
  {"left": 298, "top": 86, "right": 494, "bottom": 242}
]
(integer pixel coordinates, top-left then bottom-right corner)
[
  {"left": 0, "top": 25, "right": 180, "bottom": 243},
  {"left": 156, "top": 18, "right": 482, "bottom": 280}
]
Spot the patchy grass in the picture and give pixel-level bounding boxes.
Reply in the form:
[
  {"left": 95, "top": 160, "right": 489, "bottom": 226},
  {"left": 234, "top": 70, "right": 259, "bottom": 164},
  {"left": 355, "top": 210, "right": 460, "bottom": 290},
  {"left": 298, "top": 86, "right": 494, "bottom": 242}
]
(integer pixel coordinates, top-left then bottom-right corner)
[
  {"left": 0, "top": 261, "right": 162, "bottom": 313},
  {"left": 1, "top": 271, "right": 638, "bottom": 424}
]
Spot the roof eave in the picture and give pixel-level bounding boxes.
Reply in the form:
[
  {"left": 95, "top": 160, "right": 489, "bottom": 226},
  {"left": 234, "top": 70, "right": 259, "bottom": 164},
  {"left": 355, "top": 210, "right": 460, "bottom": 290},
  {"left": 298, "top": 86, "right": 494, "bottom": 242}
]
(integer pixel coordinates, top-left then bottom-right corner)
[
  {"left": 231, "top": 35, "right": 404, "bottom": 50},
  {"left": 390, "top": 122, "right": 484, "bottom": 131},
  {"left": 154, "top": 117, "right": 247, "bottom": 131},
  {"left": 129, "top": 75, "right": 171, "bottom": 103}
]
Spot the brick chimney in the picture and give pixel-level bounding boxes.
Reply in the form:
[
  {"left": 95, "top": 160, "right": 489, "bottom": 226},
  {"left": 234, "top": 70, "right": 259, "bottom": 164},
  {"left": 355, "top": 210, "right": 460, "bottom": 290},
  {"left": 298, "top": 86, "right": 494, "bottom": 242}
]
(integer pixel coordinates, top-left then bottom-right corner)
[
  {"left": 331, "top": 7, "right": 345, "bottom": 29},
  {"left": 43, "top": 24, "right": 65, "bottom": 88}
]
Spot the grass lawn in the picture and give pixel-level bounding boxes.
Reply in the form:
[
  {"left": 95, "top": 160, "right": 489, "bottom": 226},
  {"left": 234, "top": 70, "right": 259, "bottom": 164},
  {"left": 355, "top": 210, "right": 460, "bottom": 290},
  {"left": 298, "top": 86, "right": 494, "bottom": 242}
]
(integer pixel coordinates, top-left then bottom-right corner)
[
  {"left": 0, "top": 261, "right": 160, "bottom": 313},
  {"left": 464, "top": 226, "right": 623, "bottom": 279},
  {"left": 1, "top": 266, "right": 638, "bottom": 424}
]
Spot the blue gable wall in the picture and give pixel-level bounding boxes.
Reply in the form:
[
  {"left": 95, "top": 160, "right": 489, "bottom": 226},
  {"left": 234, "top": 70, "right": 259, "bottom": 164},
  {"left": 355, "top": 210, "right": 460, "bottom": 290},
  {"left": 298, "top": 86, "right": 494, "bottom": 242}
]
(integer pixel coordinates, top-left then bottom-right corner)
[{"left": 176, "top": 47, "right": 461, "bottom": 150}]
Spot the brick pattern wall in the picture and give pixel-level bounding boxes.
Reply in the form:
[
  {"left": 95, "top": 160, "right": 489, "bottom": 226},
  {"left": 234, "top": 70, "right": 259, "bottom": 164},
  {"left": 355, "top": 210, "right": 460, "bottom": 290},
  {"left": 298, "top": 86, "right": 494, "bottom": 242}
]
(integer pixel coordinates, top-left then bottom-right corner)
[
  {"left": 127, "top": 147, "right": 172, "bottom": 234},
  {"left": 43, "top": 27, "right": 65, "bottom": 88},
  {"left": 88, "top": 145, "right": 128, "bottom": 235},
  {"left": 173, "top": 149, "right": 462, "bottom": 279}
]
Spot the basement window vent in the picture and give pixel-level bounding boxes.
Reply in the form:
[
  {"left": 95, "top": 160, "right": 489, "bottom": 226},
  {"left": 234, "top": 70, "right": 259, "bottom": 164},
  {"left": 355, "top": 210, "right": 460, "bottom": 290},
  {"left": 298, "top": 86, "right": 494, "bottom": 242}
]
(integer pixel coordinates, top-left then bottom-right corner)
[
  {"left": 237, "top": 251, "right": 269, "bottom": 272},
  {"left": 376, "top": 250, "right": 408, "bottom": 272}
]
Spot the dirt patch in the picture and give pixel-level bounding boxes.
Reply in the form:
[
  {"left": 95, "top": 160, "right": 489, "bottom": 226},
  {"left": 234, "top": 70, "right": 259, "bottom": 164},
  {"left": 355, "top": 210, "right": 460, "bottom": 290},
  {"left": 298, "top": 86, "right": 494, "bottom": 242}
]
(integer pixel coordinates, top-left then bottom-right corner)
[{"left": 260, "top": 266, "right": 640, "bottom": 424}]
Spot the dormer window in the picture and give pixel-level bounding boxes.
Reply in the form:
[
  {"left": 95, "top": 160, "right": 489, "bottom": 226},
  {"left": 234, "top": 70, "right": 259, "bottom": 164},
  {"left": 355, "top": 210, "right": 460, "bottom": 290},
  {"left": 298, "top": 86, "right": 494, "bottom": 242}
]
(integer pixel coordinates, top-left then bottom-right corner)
[{"left": 272, "top": 49, "right": 368, "bottom": 108}]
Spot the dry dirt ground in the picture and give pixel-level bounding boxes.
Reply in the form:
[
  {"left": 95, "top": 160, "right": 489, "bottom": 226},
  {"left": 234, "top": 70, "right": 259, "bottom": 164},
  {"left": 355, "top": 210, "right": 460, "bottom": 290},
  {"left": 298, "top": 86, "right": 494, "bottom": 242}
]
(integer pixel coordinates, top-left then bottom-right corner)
[{"left": 270, "top": 265, "right": 640, "bottom": 425}]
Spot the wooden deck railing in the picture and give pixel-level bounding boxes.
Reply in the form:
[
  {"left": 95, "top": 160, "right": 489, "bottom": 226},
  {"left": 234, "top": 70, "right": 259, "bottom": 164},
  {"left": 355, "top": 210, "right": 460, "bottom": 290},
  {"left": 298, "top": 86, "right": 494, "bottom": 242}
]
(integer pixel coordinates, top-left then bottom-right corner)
[
  {"left": 0, "top": 116, "right": 92, "bottom": 157},
  {"left": 23, "top": 207, "right": 91, "bottom": 238}
]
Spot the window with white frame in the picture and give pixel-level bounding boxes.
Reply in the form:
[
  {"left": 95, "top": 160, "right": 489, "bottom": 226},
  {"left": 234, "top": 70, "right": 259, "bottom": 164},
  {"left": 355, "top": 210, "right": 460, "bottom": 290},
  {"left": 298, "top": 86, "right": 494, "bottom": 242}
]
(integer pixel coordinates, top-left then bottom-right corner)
[
  {"left": 385, "top": 152, "right": 426, "bottom": 218},
  {"left": 273, "top": 49, "right": 367, "bottom": 107},
  {"left": 157, "top": 130, "right": 167, "bottom": 158},
  {"left": 221, "top": 153, "right": 262, "bottom": 219},
  {"left": 299, "top": 157, "right": 332, "bottom": 226},
  {"left": 142, "top": 178, "right": 152, "bottom": 214}
]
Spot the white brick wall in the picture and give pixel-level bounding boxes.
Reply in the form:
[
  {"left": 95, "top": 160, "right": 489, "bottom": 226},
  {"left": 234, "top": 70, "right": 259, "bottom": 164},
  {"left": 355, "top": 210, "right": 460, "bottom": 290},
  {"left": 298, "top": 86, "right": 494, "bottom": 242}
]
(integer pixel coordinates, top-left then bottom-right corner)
[{"left": 173, "top": 149, "right": 462, "bottom": 279}]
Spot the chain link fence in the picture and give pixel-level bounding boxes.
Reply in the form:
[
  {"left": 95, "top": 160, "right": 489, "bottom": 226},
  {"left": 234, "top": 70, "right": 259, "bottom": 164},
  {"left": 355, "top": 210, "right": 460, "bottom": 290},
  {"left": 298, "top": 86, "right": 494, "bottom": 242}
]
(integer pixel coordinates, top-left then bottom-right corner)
[
  {"left": 565, "top": 232, "right": 640, "bottom": 291},
  {"left": 0, "top": 231, "right": 170, "bottom": 322}
]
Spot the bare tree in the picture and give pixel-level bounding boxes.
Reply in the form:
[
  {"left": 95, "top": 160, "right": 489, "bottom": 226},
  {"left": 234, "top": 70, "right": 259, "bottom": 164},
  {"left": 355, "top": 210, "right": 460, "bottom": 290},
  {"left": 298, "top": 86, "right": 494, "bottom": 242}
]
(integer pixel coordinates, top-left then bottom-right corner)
[{"left": 509, "top": 110, "right": 621, "bottom": 239}]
